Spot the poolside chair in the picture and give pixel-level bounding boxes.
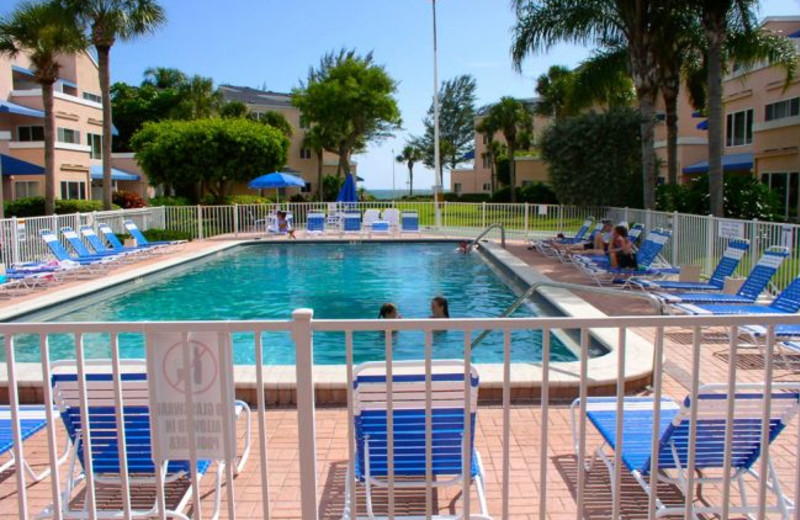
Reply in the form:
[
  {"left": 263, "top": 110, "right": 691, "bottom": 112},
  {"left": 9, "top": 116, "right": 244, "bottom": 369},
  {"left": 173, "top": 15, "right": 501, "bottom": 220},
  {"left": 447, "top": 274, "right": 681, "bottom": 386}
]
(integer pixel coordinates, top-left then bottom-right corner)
[
  {"left": 0, "top": 405, "right": 68, "bottom": 482},
  {"left": 571, "top": 383, "right": 800, "bottom": 518},
  {"left": 400, "top": 211, "right": 420, "bottom": 233},
  {"left": 80, "top": 225, "right": 148, "bottom": 257},
  {"left": 306, "top": 212, "right": 326, "bottom": 234},
  {"left": 381, "top": 208, "right": 400, "bottom": 232},
  {"left": 631, "top": 238, "right": 750, "bottom": 292},
  {"left": 44, "top": 359, "right": 251, "bottom": 520},
  {"left": 124, "top": 219, "right": 186, "bottom": 247},
  {"left": 553, "top": 222, "right": 607, "bottom": 263},
  {"left": 61, "top": 227, "right": 133, "bottom": 263},
  {"left": 369, "top": 220, "right": 391, "bottom": 236},
  {"left": 628, "top": 223, "right": 645, "bottom": 247},
  {"left": 659, "top": 246, "right": 789, "bottom": 313},
  {"left": 673, "top": 271, "right": 800, "bottom": 317},
  {"left": 40, "top": 229, "right": 111, "bottom": 270},
  {"left": 344, "top": 360, "right": 489, "bottom": 520},
  {"left": 363, "top": 209, "right": 381, "bottom": 231},
  {"left": 342, "top": 212, "right": 362, "bottom": 234},
  {"left": 97, "top": 223, "right": 161, "bottom": 255},
  {"left": 529, "top": 217, "right": 593, "bottom": 254}
]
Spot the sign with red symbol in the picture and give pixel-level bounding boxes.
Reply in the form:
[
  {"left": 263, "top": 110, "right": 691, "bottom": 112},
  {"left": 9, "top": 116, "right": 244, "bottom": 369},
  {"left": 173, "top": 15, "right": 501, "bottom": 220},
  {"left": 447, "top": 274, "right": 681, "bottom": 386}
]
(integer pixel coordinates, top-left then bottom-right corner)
[{"left": 147, "top": 332, "right": 236, "bottom": 461}]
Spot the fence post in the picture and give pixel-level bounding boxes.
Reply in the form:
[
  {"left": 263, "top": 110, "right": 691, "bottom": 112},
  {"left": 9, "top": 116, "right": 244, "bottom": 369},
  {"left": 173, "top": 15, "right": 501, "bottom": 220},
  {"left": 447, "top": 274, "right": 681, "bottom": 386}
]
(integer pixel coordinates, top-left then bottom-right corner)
[
  {"left": 196, "top": 205, "right": 204, "bottom": 240},
  {"left": 481, "top": 202, "right": 487, "bottom": 229},
  {"left": 89, "top": 210, "right": 97, "bottom": 229},
  {"left": 624, "top": 206, "right": 630, "bottom": 223},
  {"left": 751, "top": 218, "right": 759, "bottom": 267},
  {"left": 51, "top": 214, "right": 57, "bottom": 236},
  {"left": 671, "top": 211, "right": 679, "bottom": 267},
  {"left": 233, "top": 204, "right": 239, "bottom": 237},
  {"left": 161, "top": 206, "right": 167, "bottom": 229},
  {"left": 291, "top": 308, "right": 319, "bottom": 520},
  {"left": 558, "top": 205, "right": 564, "bottom": 232},
  {"left": 524, "top": 202, "right": 530, "bottom": 237},
  {"left": 74, "top": 212, "right": 80, "bottom": 231},
  {"left": 11, "top": 217, "right": 20, "bottom": 266},
  {"left": 443, "top": 200, "right": 448, "bottom": 231},
  {"left": 706, "top": 214, "right": 715, "bottom": 276},
  {"left": 645, "top": 209, "right": 652, "bottom": 235}
]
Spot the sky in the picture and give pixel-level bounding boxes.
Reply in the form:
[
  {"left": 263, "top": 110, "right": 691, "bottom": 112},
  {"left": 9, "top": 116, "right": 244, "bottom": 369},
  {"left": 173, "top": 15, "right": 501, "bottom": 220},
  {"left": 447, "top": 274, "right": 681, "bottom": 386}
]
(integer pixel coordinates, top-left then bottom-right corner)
[{"left": 3, "top": 0, "right": 799, "bottom": 191}]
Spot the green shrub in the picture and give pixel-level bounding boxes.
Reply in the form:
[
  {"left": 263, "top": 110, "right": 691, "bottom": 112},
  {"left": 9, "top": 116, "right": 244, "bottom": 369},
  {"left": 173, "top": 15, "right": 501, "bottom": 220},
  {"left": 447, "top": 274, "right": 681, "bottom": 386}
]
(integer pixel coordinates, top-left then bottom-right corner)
[
  {"left": 454, "top": 193, "right": 491, "bottom": 203},
  {"left": 290, "top": 193, "right": 309, "bottom": 203},
  {"left": 519, "top": 182, "right": 558, "bottom": 204},
  {"left": 56, "top": 199, "right": 116, "bottom": 214},
  {"left": 229, "top": 194, "right": 273, "bottom": 205},
  {"left": 4, "top": 197, "right": 119, "bottom": 217},
  {"left": 117, "top": 228, "right": 192, "bottom": 242},
  {"left": 149, "top": 196, "right": 191, "bottom": 207},
  {"left": 112, "top": 190, "right": 146, "bottom": 209}
]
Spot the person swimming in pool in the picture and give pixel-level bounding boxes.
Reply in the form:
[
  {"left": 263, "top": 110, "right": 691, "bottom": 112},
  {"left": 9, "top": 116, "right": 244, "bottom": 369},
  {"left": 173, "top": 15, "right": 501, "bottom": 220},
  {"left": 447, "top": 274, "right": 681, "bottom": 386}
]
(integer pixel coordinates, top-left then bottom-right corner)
[
  {"left": 457, "top": 241, "right": 470, "bottom": 254},
  {"left": 378, "top": 302, "right": 401, "bottom": 319},
  {"left": 430, "top": 296, "right": 450, "bottom": 318}
]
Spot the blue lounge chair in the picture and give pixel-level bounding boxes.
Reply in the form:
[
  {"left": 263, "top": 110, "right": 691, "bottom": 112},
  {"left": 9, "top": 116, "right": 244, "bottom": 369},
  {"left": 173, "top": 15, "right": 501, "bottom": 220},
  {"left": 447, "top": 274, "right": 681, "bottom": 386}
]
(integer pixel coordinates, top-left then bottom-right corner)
[
  {"left": 628, "top": 223, "right": 645, "bottom": 247},
  {"left": 381, "top": 208, "right": 400, "bottom": 232},
  {"left": 660, "top": 246, "right": 790, "bottom": 312},
  {"left": 79, "top": 225, "right": 147, "bottom": 257},
  {"left": 342, "top": 211, "right": 362, "bottom": 234},
  {"left": 673, "top": 271, "right": 800, "bottom": 316},
  {"left": 306, "top": 212, "right": 326, "bottom": 234},
  {"left": 574, "top": 228, "right": 675, "bottom": 285},
  {"left": 124, "top": 219, "right": 185, "bottom": 246},
  {"left": 572, "top": 383, "right": 800, "bottom": 518},
  {"left": 369, "top": 220, "right": 391, "bottom": 235},
  {"left": 61, "top": 227, "right": 131, "bottom": 262},
  {"left": 631, "top": 238, "right": 750, "bottom": 292},
  {"left": 40, "top": 229, "right": 111, "bottom": 269},
  {"left": 0, "top": 405, "right": 67, "bottom": 481},
  {"left": 400, "top": 211, "right": 419, "bottom": 233},
  {"left": 529, "top": 217, "right": 594, "bottom": 253},
  {"left": 97, "top": 223, "right": 158, "bottom": 254},
  {"left": 45, "top": 360, "right": 251, "bottom": 520},
  {"left": 344, "top": 360, "right": 489, "bottom": 520}
]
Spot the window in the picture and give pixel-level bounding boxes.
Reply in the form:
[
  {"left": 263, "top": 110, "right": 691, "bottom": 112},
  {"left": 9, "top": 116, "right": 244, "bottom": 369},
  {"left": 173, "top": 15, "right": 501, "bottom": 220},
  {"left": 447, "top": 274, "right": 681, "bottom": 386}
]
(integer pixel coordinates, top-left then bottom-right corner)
[
  {"left": 57, "top": 128, "right": 80, "bottom": 145},
  {"left": 87, "top": 133, "right": 102, "bottom": 159},
  {"left": 454, "top": 183, "right": 462, "bottom": 194},
  {"left": 17, "top": 125, "right": 44, "bottom": 142},
  {"left": 521, "top": 180, "right": 533, "bottom": 187},
  {"left": 14, "top": 181, "right": 39, "bottom": 198},
  {"left": 60, "top": 181, "right": 86, "bottom": 200},
  {"left": 82, "top": 92, "right": 102, "bottom": 104},
  {"left": 301, "top": 182, "right": 312, "bottom": 193},
  {"left": 725, "top": 109, "right": 753, "bottom": 147},
  {"left": 761, "top": 172, "right": 800, "bottom": 220},
  {"left": 482, "top": 183, "right": 491, "bottom": 191},
  {"left": 11, "top": 69, "right": 37, "bottom": 90},
  {"left": 57, "top": 83, "right": 78, "bottom": 97},
  {"left": 765, "top": 97, "right": 800, "bottom": 122},
  {"left": 482, "top": 156, "right": 491, "bottom": 169},
  {"left": 483, "top": 134, "right": 489, "bottom": 145},
  {"left": 300, "top": 148, "right": 312, "bottom": 159}
]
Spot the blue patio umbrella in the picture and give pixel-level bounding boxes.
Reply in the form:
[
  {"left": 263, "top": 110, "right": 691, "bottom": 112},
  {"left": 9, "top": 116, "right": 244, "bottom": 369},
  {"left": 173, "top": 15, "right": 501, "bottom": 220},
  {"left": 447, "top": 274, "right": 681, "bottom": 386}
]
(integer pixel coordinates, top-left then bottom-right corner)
[
  {"left": 337, "top": 173, "right": 358, "bottom": 204},
  {"left": 248, "top": 171, "right": 306, "bottom": 202}
]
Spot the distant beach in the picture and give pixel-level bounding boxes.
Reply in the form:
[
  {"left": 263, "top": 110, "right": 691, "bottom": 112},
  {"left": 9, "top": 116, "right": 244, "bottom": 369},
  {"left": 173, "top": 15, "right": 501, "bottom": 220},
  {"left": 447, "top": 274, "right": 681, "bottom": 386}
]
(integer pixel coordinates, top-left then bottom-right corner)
[{"left": 367, "top": 189, "right": 443, "bottom": 200}]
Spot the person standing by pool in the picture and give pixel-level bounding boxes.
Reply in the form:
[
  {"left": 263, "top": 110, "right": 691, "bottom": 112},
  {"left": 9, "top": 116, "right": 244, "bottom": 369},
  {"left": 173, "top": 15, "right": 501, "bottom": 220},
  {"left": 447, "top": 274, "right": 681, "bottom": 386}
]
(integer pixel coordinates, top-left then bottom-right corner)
[
  {"left": 430, "top": 296, "right": 450, "bottom": 318},
  {"left": 378, "top": 303, "right": 401, "bottom": 319}
]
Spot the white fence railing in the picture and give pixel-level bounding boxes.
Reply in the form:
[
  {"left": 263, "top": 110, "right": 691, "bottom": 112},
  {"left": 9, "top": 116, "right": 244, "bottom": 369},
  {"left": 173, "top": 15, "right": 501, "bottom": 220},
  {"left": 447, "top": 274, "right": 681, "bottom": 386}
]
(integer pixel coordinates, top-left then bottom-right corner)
[
  {"left": 3, "top": 202, "right": 800, "bottom": 294},
  {"left": 1, "top": 312, "right": 800, "bottom": 519}
]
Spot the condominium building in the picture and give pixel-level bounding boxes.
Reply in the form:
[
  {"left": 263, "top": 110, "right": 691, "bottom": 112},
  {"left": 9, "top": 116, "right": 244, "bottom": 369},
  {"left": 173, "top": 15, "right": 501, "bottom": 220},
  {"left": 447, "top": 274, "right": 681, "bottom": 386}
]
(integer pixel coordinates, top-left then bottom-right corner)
[
  {"left": 450, "top": 98, "right": 552, "bottom": 195},
  {"left": 218, "top": 85, "right": 357, "bottom": 198},
  {"left": 0, "top": 51, "right": 145, "bottom": 204}
]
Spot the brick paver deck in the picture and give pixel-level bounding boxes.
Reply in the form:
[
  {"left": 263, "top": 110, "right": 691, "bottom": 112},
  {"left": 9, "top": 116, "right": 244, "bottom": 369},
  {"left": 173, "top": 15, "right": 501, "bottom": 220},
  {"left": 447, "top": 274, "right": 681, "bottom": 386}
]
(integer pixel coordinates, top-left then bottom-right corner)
[{"left": 0, "top": 235, "right": 797, "bottom": 518}]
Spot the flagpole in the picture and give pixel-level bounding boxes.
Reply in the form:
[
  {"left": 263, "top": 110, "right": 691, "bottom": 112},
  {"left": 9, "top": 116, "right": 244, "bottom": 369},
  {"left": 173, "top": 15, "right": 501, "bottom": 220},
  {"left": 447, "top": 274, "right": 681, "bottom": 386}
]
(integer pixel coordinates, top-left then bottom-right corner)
[{"left": 432, "top": 0, "right": 442, "bottom": 229}]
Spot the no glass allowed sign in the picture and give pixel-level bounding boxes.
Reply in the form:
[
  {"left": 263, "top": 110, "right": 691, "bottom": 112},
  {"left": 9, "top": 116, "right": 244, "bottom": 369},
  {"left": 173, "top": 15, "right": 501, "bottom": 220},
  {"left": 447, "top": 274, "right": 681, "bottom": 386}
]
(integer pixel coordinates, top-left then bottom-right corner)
[{"left": 147, "top": 332, "right": 237, "bottom": 462}]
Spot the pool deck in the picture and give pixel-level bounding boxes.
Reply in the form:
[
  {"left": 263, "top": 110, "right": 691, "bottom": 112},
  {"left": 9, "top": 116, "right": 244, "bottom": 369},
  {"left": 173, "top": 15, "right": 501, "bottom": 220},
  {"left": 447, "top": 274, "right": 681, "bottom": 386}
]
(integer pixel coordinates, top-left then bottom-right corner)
[{"left": 0, "top": 234, "right": 798, "bottom": 518}]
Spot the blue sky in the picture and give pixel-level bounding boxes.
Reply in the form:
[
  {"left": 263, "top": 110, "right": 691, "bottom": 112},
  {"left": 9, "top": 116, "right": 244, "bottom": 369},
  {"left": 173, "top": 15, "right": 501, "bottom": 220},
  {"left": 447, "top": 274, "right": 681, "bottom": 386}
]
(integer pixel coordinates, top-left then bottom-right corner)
[{"left": 4, "top": 0, "right": 799, "bottom": 190}]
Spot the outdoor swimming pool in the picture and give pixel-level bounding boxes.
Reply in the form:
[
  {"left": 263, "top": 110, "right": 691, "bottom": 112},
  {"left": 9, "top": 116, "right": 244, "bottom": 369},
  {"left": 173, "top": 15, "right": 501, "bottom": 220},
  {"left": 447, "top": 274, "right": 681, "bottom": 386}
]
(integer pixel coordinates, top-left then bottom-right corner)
[{"left": 13, "top": 242, "right": 581, "bottom": 364}]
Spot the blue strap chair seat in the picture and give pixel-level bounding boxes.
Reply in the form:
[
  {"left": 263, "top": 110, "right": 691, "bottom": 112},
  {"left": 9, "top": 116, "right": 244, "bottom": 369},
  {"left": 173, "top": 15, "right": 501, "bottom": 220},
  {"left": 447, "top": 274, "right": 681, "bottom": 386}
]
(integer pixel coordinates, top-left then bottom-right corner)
[
  {"left": 124, "top": 220, "right": 185, "bottom": 246},
  {"left": 572, "top": 384, "right": 800, "bottom": 518},
  {"left": 529, "top": 217, "right": 595, "bottom": 255},
  {"left": 400, "top": 211, "right": 420, "bottom": 233},
  {"left": 306, "top": 212, "right": 326, "bottom": 234},
  {"left": 0, "top": 405, "right": 65, "bottom": 481},
  {"left": 97, "top": 223, "right": 157, "bottom": 254},
  {"left": 40, "top": 229, "right": 111, "bottom": 268},
  {"left": 674, "top": 271, "right": 800, "bottom": 316}
]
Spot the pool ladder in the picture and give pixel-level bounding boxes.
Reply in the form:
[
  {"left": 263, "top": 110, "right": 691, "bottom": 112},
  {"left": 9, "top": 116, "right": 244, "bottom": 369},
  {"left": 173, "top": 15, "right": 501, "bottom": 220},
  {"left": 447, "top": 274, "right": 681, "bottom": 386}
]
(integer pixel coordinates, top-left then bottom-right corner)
[
  {"left": 469, "top": 223, "right": 506, "bottom": 251},
  {"left": 470, "top": 280, "right": 662, "bottom": 349}
]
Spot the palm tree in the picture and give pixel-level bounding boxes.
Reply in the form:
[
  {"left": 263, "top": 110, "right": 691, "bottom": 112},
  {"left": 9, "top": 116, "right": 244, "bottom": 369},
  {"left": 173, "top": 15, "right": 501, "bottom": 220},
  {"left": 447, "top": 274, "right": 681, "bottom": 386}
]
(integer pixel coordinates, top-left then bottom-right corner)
[
  {"left": 65, "top": 0, "right": 166, "bottom": 210},
  {"left": 175, "top": 75, "right": 221, "bottom": 119},
  {"left": 475, "top": 116, "right": 499, "bottom": 193},
  {"left": 303, "top": 125, "right": 332, "bottom": 202},
  {"left": 483, "top": 97, "right": 531, "bottom": 202},
  {"left": 395, "top": 145, "right": 422, "bottom": 196},
  {"left": 534, "top": 65, "right": 575, "bottom": 119},
  {"left": 142, "top": 66, "right": 186, "bottom": 89},
  {"left": 512, "top": 0, "right": 661, "bottom": 209},
  {"left": 0, "top": 1, "right": 86, "bottom": 216}
]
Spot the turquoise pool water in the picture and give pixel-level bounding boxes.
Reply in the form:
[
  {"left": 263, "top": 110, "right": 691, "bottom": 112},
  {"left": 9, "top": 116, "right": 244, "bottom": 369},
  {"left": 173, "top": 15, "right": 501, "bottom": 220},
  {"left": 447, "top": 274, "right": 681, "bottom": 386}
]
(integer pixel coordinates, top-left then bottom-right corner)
[{"left": 14, "top": 242, "right": 577, "bottom": 364}]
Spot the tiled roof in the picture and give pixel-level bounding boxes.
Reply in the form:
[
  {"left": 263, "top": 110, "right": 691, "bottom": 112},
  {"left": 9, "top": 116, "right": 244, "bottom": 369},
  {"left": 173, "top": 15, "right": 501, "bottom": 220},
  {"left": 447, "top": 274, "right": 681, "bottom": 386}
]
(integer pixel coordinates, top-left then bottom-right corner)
[{"left": 218, "top": 85, "right": 293, "bottom": 108}]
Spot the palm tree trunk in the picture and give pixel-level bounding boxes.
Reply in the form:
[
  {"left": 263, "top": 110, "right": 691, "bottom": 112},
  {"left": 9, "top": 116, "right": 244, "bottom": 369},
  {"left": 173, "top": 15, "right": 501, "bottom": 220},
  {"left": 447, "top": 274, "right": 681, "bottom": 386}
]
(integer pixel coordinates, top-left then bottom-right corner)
[
  {"left": 408, "top": 164, "right": 413, "bottom": 196},
  {"left": 97, "top": 44, "right": 114, "bottom": 210},
  {"left": 42, "top": 81, "right": 57, "bottom": 215},
  {"left": 508, "top": 140, "right": 517, "bottom": 202},
  {"left": 706, "top": 23, "right": 726, "bottom": 217},
  {"left": 316, "top": 149, "right": 323, "bottom": 202},
  {"left": 639, "top": 90, "right": 658, "bottom": 209},
  {"left": 663, "top": 86, "right": 680, "bottom": 185}
]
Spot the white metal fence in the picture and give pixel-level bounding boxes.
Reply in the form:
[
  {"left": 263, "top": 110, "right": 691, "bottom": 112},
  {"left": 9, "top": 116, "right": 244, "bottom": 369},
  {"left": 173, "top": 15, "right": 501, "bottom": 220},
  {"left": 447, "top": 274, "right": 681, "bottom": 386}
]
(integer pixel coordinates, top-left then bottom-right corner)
[{"left": 1, "top": 312, "right": 800, "bottom": 519}]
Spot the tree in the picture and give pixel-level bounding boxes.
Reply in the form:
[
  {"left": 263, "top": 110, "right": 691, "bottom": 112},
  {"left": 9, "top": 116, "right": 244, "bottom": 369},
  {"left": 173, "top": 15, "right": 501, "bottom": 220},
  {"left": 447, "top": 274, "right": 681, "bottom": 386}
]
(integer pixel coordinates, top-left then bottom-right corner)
[
  {"left": 482, "top": 97, "right": 531, "bottom": 202},
  {"left": 292, "top": 49, "right": 401, "bottom": 183},
  {"left": 173, "top": 74, "right": 220, "bottom": 120},
  {"left": 0, "top": 1, "right": 86, "bottom": 216},
  {"left": 303, "top": 125, "right": 334, "bottom": 201},
  {"left": 142, "top": 66, "right": 186, "bottom": 89},
  {"left": 64, "top": 0, "right": 166, "bottom": 210},
  {"left": 541, "top": 107, "right": 643, "bottom": 208},
  {"left": 395, "top": 145, "right": 423, "bottom": 196},
  {"left": 130, "top": 118, "right": 289, "bottom": 202},
  {"left": 220, "top": 100, "right": 248, "bottom": 119},
  {"left": 252, "top": 110, "right": 293, "bottom": 139},
  {"left": 534, "top": 65, "right": 575, "bottom": 119},
  {"left": 513, "top": 0, "right": 661, "bottom": 209},
  {"left": 414, "top": 74, "right": 478, "bottom": 170},
  {"left": 475, "top": 116, "right": 500, "bottom": 193}
]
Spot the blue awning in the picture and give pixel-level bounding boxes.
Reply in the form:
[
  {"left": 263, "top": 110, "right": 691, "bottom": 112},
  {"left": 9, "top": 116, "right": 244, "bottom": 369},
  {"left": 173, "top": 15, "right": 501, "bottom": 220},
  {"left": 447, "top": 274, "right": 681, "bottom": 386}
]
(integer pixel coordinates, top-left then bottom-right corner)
[
  {"left": 90, "top": 165, "right": 140, "bottom": 181},
  {"left": 692, "top": 111, "right": 704, "bottom": 118},
  {"left": 789, "top": 29, "right": 800, "bottom": 38},
  {"left": 1, "top": 154, "right": 44, "bottom": 176},
  {"left": 682, "top": 152, "right": 754, "bottom": 174},
  {"left": 0, "top": 100, "right": 45, "bottom": 119},
  {"left": 696, "top": 120, "right": 708, "bottom": 130}
]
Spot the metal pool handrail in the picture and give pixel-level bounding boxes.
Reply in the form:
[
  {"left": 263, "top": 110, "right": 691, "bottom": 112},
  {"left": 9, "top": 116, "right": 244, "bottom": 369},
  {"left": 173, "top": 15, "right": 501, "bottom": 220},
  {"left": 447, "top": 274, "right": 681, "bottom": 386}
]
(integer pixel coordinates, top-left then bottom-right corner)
[
  {"left": 470, "top": 223, "right": 506, "bottom": 250},
  {"left": 470, "top": 280, "right": 662, "bottom": 350}
]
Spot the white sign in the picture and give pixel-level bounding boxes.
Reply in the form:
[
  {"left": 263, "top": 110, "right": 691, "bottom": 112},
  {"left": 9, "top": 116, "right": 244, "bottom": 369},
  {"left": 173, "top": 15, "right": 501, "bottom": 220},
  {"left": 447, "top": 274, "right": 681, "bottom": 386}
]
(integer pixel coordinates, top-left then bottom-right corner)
[
  {"left": 537, "top": 204, "right": 548, "bottom": 216},
  {"left": 718, "top": 220, "right": 745, "bottom": 239},
  {"left": 16, "top": 220, "right": 26, "bottom": 242},
  {"left": 147, "top": 332, "right": 236, "bottom": 462},
  {"left": 781, "top": 225, "right": 794, "bottom": 249}
]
